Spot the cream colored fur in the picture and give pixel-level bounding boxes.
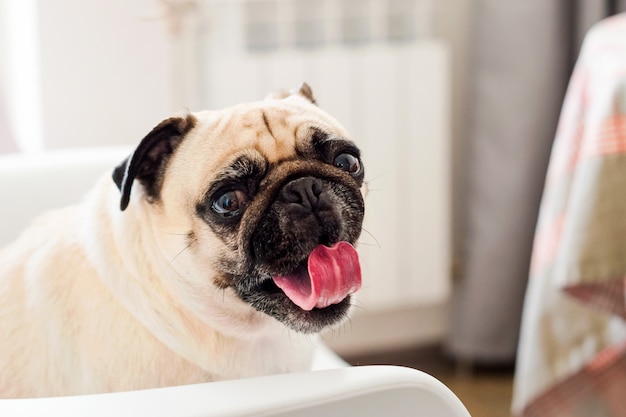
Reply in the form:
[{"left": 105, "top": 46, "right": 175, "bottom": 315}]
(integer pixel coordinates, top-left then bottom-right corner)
[{"left": 0, "top": 93, "right": 351, "bottom": 398}]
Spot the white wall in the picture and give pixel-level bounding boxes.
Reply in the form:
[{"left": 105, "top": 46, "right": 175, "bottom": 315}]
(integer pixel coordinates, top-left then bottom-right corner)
[
  {"left": 4, "top": 0, "right": 177, "bottom": 151},
  {"left": 0, "top": 3, "right": 7, "bottom": 99},
  {"left": 1, "top": 0, "right": 44, "bottom": 152},
  {"left": 0, "top": 3, "right": 14, "bottom": 153}
]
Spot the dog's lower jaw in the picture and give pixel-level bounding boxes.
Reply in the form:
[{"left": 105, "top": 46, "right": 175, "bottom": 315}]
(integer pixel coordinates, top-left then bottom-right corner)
[{"left": 235, "top": 280, "right": 353, "bottom": 334}]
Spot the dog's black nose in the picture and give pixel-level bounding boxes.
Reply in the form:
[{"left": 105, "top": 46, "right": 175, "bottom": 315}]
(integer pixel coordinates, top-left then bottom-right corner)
[{"left": 280, "top": 177, "right": 330, "bottom": 214}]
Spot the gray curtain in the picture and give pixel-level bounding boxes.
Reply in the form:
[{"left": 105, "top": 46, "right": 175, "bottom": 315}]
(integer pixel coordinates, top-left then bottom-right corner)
[{"left": 446, "top": 0, "right": 626, "bottom": 363}]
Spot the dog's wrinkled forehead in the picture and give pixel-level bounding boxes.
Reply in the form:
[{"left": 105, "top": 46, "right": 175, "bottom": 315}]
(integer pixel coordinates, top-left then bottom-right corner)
[
  {"left": 214, "top": 106, "right": 303, "bottom": 163},
  {"left": 174, "top": 100, "right": 349, "bottom": 184},
  {"left": 207, "top": 100, "right": 346, "bottom": 159}
]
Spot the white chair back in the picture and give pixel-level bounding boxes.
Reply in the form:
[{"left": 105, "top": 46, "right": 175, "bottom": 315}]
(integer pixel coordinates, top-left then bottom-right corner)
[{"left": 0, "top": 147, "right": 130, "bottom": 248}]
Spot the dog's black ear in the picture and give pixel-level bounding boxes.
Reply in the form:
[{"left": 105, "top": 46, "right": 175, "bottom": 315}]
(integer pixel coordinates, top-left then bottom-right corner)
[{"left": 112, "top": 113, "right": 197, "bottom": 211}]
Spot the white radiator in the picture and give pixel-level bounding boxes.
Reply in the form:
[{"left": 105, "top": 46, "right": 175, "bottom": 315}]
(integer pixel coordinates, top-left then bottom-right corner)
[{"left": 176, "top": 0, "right": 451, "bottom": 350}]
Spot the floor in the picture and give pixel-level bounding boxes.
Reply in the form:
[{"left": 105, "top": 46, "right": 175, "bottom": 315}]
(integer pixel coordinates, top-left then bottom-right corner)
[{"left": 344, "top": 345, "right": 515, "bottom": 417}]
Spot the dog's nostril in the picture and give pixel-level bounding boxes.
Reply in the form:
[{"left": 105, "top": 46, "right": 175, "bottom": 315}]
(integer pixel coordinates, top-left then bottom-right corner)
[
  {"left": 280, "top": 177, "right": 324, "bottom": 211},
  {"left": 311, "top": 181, "right": 323, "bottom": 197}
]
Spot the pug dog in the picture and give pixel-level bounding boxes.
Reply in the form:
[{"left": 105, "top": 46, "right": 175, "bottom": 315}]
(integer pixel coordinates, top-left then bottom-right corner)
[{"left": 0, "top": 84, "right": 365, "bottom": 398}]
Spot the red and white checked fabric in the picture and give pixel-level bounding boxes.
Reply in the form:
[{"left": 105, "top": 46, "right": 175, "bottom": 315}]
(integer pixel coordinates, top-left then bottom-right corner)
[{"left": 513, "top": 14, "right": 626, "bottom": 417}]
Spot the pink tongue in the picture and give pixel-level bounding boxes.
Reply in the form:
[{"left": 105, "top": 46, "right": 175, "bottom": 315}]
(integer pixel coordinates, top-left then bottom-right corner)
[{"left": 272, "top": 242, "right": 362, "bottom": 311}]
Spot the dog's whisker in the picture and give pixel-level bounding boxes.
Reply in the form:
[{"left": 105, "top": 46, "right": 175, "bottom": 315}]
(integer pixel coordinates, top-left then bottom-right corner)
[
  {"left": 365, "top": 170, "right": 391, "bottom": 185},
  {"left": 157, "top": 228, "right": 191, "bottom": 237},
  {"left": 350, "top": 303, "right": 367, "bottom": 313},
  {"left": 360, "top": 227, "right": 381, "bottom": 248},
  {"left": 345, "top": 317, "right": 354, "bottom": 335},
  {"left": 328, "top": 316, "right": 354, "bottom": 341},
  {"left": 356, "top": 242, "right": 378, "bottom": 247},
  {"left": 166, "top": 243, "right": 192, "bottom": 269}
]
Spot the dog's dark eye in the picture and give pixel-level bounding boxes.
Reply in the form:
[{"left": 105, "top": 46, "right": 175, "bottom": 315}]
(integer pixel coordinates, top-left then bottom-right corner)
[
  {"left": 212, "top": 190, "right": 249, "bottom": 217},
  {"left": 333, "top": 153, "right": 362, "bottom": 175}
]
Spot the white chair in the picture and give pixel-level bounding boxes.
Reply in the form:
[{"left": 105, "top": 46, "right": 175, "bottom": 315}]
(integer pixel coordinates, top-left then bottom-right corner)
[
  {"left": 0, "top": 366, "right": 471, "bottom": 417},
  {"left": 0, "top": 146, "right": 133, "bottom": 248},
  {"left": 0, "top": 148, "right": 471, "bottom": 416}
]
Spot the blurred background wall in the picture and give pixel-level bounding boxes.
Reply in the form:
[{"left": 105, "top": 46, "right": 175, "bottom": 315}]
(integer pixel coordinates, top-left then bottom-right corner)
[
  {"left": 0, "top": 0, "right": 470, "bottom": 358},
  {"left": 6, "top": 0, "right": 590, "bottom": 366}
]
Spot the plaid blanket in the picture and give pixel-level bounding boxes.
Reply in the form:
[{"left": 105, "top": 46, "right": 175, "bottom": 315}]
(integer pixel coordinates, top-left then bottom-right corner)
[{"left": 513, "top": 14, "right": 626, "bottom": 417}]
